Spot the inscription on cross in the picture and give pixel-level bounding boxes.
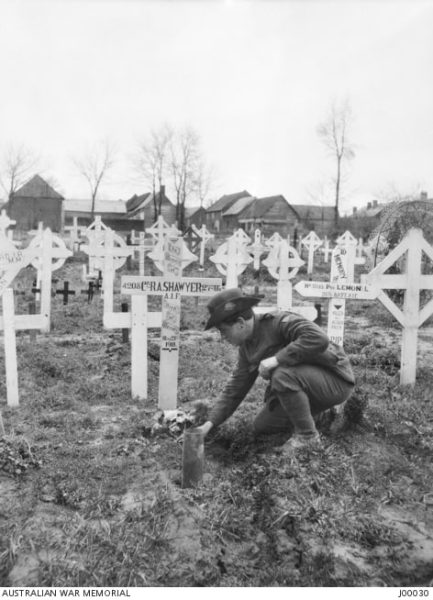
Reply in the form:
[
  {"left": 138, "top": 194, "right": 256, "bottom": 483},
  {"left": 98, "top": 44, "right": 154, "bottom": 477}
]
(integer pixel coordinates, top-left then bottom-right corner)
[{"left": 121, "top": 235, "right": 222, "bottom": 408}]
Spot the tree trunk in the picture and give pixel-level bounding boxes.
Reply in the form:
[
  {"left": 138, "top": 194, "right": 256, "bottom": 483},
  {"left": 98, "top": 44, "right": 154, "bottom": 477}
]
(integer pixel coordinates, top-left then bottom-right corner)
[{"left": 334, "top": 156, "right": 341, "bottom": 226}]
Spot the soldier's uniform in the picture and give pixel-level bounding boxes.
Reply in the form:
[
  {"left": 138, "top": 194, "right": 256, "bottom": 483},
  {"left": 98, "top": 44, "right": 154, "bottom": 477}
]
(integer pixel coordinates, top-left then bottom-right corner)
[{"left": 208, "top": 311, "right": 355, "bottom": 436}]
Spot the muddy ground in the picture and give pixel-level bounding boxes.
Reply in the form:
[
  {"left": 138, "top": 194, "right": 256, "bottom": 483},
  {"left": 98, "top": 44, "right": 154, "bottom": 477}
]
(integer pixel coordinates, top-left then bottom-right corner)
[{"left": 0, "top": 254, "right": 432, "bottom": 587}]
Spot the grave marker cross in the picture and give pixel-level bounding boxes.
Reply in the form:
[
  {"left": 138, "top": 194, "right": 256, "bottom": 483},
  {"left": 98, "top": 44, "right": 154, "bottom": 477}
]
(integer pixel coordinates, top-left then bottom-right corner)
[
  {"left": 192, "top": 224, "right": 214, "bottom": 268},
  {"left": 56, "top": 281, "right": 76, "bottom": 305},
  {"left": 365, "top": 227, "right": 433, "bottom": 384},
  {"left": 209, "top": 235, "right": 253, "bottom": 288},
  {"left": 121, "top": 235, "right": 222, "bottom": 408},
  {"left": 301, "top": 231, "right": 323, "bottom": 274}
]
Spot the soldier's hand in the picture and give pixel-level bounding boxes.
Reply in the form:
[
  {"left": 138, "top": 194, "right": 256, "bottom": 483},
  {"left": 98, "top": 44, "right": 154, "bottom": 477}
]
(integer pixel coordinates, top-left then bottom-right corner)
[{"left": 258, "top": 356, "right": 279, "bottom": 380}]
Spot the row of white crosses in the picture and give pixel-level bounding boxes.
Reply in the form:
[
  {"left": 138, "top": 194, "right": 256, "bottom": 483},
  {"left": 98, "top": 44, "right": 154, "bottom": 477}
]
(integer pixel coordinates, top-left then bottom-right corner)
[
  {"left": 82, "top": 216, "right": 219, "bottom": 406},
  {"left": 296, "top": 230, "right": 370, "bottom": 346},
  {"left": 0, "top": 228, "right": 72, "bottom": 406},
  {"left": 295, "top": 227, "right": 433, "bottom": 385}
]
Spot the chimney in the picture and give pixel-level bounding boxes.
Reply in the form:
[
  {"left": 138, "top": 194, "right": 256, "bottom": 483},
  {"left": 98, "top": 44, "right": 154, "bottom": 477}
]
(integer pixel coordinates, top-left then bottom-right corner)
[
  {"left": 352, "top": 206, "right": 357, "bottom": 214},
  {"left": 420, "top": 191, "right": 428, "bottom": 200},
  {"left": 367, "top": 201, "right": 372, "bottom": 210},
  {"left": 372, "top": 199, "right": 378, "bottom": 208},
  {"left": 159, "top": 184, "right": 165, "bottom": 198}
]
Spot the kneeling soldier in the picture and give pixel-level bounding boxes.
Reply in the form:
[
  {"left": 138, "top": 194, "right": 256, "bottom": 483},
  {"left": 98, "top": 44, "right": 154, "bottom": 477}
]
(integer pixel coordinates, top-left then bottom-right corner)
[{"left": 196, "top": 288, "right": 355, "bottom": 453}]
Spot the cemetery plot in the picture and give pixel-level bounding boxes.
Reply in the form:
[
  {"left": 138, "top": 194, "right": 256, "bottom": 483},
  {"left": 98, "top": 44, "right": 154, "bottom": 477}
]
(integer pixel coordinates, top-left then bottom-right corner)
[{"left": 0, "top": 225, "right": 433, "bottom": 588}]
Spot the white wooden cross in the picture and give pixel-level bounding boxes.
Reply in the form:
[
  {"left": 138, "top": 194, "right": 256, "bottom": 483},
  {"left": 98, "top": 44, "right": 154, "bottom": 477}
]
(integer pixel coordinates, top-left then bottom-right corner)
[
  {"left": 265, "top": 232, "right": 283, "bottom": 249},
  {"left": 325, "top": 243, "right": 358, "bottom": 346},
  {"left": 364, "top": 228, "right": 433, "bottom": 384},
  {"left": 148, "top": 233, "right": 198, "bottom": 274},
  {"left": 0, "top": 229, "right": 72, "bottom": 406},
  {"left": 192, "top": 224, "right": 214, "bottom": 268},
  {"left": 336, "top": 230, "right": 358, "bottom": 247},
  {"left": 0, "top": 209, "right": 16, "bottom": 235},
  {"left": 247, "top": 229, "right": 268, "bottom": 271},
  {"left": 300, "top": 231, "right": 323, "bottom": 274},
  {"left": 131, "top": 231, "right": 154, "bottom": 276},
  {"left": 321, "top": 236, "right": 332, "bottom": 264},
  {"left": 295, "top": 270, "right": 378, "bottom": 346},
  {"left": 232, "top": 228, "right": 251, "bottom": 246},
  {"left": 82, "top": 216, "right": 110, "bottom": 276},
  {"left": 260, "top": 240, "right": 316, "bottom": 320},
  {"left": 146, "top": 215, "right": 179, "bottom": 245},
  {"left": 81, "top": 228, "right": 134, "bottom": 315},
  {"left": 121, "top": 235, "right": 222, "bottom": 407},
  {"left": 209, "top": 234, "right": 253, "bottom": 288},
  {"left": 27, "top": 228, "right": 73, "bottom": 326},
  {"left": 64, "top": 217, "right": 83, "bottom": 251}
]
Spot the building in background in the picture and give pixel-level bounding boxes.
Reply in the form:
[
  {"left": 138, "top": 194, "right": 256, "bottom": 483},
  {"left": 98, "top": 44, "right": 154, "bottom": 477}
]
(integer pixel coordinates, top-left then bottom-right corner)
[
  {"left": 125, "top": 186, "right": 176, "bottom": 228},
  {"left": 222, "top": 195, "right": 256, "bottom": 231},
  {"left": 238, "top": 195, "right": 300, "bottom": 237},
  {"left": 64, "top": 198, "right": 145, "bottom": 232},
  {"left": 205, "top": 190, "right": 252, "bottom": 231},
  {"left": 290, "top": 204, "right": 336, "bottom": 237},
  {"left": 184, "top": 206, "right": 207, "bottom": 228},
  {"left": 7, "top": 174, "right": 64, "bottom": 232}
]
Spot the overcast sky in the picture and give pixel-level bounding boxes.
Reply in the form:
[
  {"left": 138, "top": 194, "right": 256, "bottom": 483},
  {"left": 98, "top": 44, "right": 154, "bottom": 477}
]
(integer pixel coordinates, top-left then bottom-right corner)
[{"left": 1, "top": 0, "right": 432, "bottom": 214}]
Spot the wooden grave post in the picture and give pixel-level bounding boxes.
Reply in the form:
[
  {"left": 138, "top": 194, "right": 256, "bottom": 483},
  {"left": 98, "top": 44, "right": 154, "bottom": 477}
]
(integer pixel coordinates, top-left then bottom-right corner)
[
  {"left": 121, "top": 235, "right": 222, "bottom": 407},
  {"left": 300, "top": 231, "right": 323, "bottom": 274},
  {"left": 364, "top": 228, "right": 433, "bottom": 384},
  {"left": 183, "top": 226, "right": 202, "bottom": 254},
  {"left": 209, "top": 234, "right": 253, "bottom": 288},
  {"left": 64, "top": 216, "right": 83, "bottom": 251},
  {"left": 0, "top": 229, "right": 70, "bottom": 405},
  {"left": 27, "top": 229, "right": 72, "bottom": 331},
  {"left": 321, "top": 236, "right": 332, "bottom": 264},
  {"left": 320, "top": 232, "right": 366, "bottom": 346},
  {"left": 231, "top": 228, "right": 251, "bottom": 246},
  {"left": 260, "top": 239, "right": 317, "bottom": 320},
  {"left": 82, "top": 216, "right": 109, "bottom": 277},
  {"left": 103, "top": 281, "right": 162, "bottom": 401},
  {"left": 192, "top": 224, "right": 214, "bottom": 268},
  {"left": 247, "top": 229, "right": 268, "bottom": 271},
  {"left": 146, "top": 215, "right": 179, "bottom": 245},
  {"left": 131, "top": 231, "right": 154, "bottom": 276},
  {"left": 56, "top": 281, "right": 76, "bottom": 305},
  {"left": 265, "top": 232, "right": 283, "bottom": 250}
]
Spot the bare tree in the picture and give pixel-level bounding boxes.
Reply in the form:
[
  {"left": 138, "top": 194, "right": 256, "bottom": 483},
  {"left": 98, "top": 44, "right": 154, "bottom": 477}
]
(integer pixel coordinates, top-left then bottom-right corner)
[
  {"left": 194, "top": 160, "right": 214, "bottom": 209},
  {"left": 0, "top": 143, "right": 40, "bottom": 200},
  {"left": 73, "top": 140, "right": 115, "bottom": 218},
  {"left": 134, "top": 124, "right": 173, "bottom": 221},
  {"left": 317, "top": 99, "right": 355, "bottom": 226},
  {"left": 170, "top": 126, "right": 201, "bottom": 231}
]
